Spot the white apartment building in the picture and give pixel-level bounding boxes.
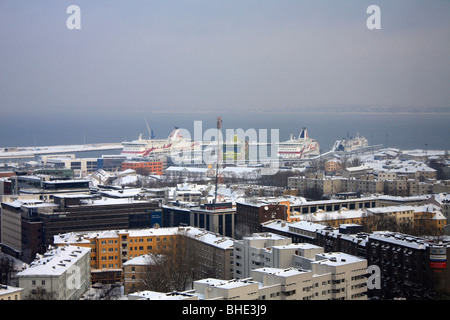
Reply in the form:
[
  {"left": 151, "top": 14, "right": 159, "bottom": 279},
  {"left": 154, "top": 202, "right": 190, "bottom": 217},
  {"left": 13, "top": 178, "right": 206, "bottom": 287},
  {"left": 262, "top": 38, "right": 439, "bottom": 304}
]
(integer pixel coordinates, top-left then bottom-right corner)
[
  {"left": 309, "top": 252, "right": 368, "bottom": 300},
  {"left": 130, "top": 250, "right": 368, "bottom": 300},
  {"left": 233, "top": 233, "right": 292, "bottom": 278},
  {"left": 17, "top": 245, "right": 91, "bottom": 300},
  {"left": 253, "top": 252, "right": 367, "bottom": 300},
  {"left": 193, "top": 278, "right": 260, "bottom": 300},
  {"left": 251, "top": 267, "right": 332, "bottom": 300},
  {"left": 232, "top": 232, "right": 368, "bottom": 300}
]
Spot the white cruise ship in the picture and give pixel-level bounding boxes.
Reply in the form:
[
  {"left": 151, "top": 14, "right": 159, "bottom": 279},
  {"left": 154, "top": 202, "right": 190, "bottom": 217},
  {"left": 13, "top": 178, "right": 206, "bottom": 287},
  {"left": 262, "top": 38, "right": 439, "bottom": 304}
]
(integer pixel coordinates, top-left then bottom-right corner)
[
  {"left": 277, "top": 128, "right": 320, "bottom": 159},
  {"left": 121, "top": 128, "right": 199, "bottom": 157}
]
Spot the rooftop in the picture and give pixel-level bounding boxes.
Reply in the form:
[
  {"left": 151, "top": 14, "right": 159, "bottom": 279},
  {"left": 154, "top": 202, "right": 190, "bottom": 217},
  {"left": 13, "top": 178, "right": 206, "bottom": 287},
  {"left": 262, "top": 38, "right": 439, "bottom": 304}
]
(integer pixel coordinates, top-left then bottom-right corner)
[{"left": 17, "top": 245, "right": 91, "bottom": 277}]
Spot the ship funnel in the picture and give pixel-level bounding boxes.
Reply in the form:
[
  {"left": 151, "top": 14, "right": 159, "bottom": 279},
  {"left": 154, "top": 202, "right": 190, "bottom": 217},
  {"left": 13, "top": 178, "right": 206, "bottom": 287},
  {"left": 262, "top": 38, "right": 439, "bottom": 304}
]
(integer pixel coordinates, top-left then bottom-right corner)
[
  {"left": 168, "top": 127, "right": 183, "bottom": 141},
  {"left": 299, "top": 128, "right": 308, "bottom": 139}
]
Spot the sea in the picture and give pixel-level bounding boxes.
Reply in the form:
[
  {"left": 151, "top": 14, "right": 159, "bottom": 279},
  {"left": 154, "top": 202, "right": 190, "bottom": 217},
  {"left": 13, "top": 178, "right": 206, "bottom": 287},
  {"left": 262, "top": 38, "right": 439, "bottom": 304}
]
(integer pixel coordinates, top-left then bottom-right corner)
[{"left": 0, "top": 110, "right": 449, "bottom": 159}]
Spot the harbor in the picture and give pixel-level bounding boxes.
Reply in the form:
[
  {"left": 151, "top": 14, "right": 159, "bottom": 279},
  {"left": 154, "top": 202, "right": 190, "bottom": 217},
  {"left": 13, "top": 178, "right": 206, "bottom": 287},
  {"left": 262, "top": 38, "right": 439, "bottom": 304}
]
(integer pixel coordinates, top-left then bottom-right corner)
[{"left": 0, "top": 143, "right": 123, "bottom": 160}]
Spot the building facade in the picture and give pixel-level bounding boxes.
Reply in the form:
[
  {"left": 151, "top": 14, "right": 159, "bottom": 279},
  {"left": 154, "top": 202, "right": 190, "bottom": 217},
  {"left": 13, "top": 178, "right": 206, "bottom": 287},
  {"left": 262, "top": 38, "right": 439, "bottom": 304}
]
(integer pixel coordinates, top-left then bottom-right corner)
[
  {"left": 17, "top": 245, "right": 91, "bottom": 300},
  {"left": 55, "top": 226, "right": 235, "bottom": 286}
]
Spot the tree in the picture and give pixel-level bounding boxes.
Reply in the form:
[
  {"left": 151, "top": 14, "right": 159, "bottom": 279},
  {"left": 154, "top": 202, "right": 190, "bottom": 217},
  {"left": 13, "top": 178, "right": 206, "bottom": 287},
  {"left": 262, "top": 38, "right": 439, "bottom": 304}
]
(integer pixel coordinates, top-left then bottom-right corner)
[
  {"left": 429, "top": 158, "right": 449, "bottom": 180},
  {"left": 141, "top": 230, "right": 201, "bottom": 292},
  {"left": 96, "top": 283, "right": 122, "bottom": 300},
  {"left": 24, "top": 287, "right": 56, "bottom": 300},
  {"left": 349, "top": 157, "right": 362, "bottom": 167},
  {"left": 303, "top": 186, "right": 323, "bottom": 201},
  {"left": 361, "top": 212, "right": 398, "bottom": 233},
  {"left": 0, "top": 254, "right": 16, "bottom": 286}
]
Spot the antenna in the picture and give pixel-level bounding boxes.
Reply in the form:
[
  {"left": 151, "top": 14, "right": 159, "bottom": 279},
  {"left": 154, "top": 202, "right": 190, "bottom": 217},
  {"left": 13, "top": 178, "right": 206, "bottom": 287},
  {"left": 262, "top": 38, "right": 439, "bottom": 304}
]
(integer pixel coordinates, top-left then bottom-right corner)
[{"left": 214, "top": 116, "right": 222, "bottom": 207}]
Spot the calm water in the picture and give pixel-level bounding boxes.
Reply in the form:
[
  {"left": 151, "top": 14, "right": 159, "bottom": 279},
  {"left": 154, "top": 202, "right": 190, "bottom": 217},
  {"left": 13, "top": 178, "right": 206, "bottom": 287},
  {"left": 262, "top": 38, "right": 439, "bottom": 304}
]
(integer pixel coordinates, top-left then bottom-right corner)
[{"left": 0, "top": 110, "right": 449, "bottom": 152}]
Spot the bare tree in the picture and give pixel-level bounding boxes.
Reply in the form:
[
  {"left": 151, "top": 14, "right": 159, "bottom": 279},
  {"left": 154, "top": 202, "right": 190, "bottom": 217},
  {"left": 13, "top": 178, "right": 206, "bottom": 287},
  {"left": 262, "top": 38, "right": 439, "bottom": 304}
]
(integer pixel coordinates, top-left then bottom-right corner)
[
  {"left": 141, "top": 230, "right": 201, "bottom": 292},
  {"left": 349, "top": 157, "right": 362, "bottom": 167},
  {"left": 24, "top": 287, "right": 56, "bottom": 300},
  {"left": 361, "top": 212, "right": 398, "bottom": 233},
  {"left": 96, "top": 283, "right": 123, "bottom": 300},
  {"left": 0, "top": 254, "right": 16, "bottom": 285}
]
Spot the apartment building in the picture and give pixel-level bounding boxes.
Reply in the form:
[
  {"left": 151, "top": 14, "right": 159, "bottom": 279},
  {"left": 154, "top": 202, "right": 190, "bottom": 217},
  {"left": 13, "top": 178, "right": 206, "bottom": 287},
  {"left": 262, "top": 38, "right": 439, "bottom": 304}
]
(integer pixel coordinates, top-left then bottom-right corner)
[
  {"left": 288, "top": 176, "right": 344, "bottom": 196},
  {"left": 55, "top": 226, "right": 235, "bottom": 284},
  {"left": 17, "top": 245, "right": 91, "bottom": 300},
  {"left": 232, "top": 232, "right": 367, "bottom": 299},
  {"left": 264, "top": 219, "right": 450, "bottom": 299},
  {"left": 253, "top": 251, "right": 368, "bottom": 300},
  {"left": 123, "top": 253, "right": 159, "bottom": 294},
  {"left": 289, "top": 163, "right": 440, "bottom": 197},
  {"left": 193, "top": 278, "right": 260, "bottom": 300},
  {"left": 130, "top": 245, "right": 368, "bottom": 300},
  {"left": 233, "top": 233, "right": 292, "bottom": 279},
  {"left": 366, "top": 231, "right": 450, "bottom": 299}
]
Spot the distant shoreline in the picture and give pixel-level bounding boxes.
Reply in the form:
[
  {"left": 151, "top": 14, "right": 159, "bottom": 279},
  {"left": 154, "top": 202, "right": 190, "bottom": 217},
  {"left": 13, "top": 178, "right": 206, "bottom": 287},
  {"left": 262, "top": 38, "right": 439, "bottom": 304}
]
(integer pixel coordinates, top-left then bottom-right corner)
[{"left": 125, "top": 109, "right": 450, "bottom": 116}]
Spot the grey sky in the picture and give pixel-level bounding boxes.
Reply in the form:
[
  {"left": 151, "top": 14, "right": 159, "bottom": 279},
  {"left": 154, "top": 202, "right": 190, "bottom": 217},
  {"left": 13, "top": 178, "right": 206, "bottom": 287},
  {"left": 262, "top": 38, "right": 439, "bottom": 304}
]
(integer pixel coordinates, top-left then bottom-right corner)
[{"left": 1, "top": 0, "right": 449, "bottom": 115}]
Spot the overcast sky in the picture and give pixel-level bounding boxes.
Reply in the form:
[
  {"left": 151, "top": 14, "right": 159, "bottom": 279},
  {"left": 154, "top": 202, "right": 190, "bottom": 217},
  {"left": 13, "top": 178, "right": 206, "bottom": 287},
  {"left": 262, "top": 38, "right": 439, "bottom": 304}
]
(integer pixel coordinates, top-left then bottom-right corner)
[{"left": 1, "top": 0, "right": 449, "bottom": 116}]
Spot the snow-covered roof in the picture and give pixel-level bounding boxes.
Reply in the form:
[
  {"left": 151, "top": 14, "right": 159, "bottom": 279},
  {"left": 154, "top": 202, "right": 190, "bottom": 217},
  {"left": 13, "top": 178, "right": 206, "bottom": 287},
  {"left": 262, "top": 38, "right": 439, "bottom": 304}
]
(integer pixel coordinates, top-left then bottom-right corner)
[
  {"left": 17, "top": 245, "right": 91, "bottom": 277},
  {"left": 253, "top": 267, "right": 310, "bottom": 277},
  {"left": 54, "top": 226, "right": 234, "bottom": 250},
  {"left": 123, "top": 253, "right": 160, "bottom": 266},
  {"left": 314, "top": 252, "right": 366, "bottom": 266},
  {"left": 363, "top": 158, "right": 436, "bottom": 174},
  {"left": 298, "top": 208, "right": 367, "bottom": 222}
]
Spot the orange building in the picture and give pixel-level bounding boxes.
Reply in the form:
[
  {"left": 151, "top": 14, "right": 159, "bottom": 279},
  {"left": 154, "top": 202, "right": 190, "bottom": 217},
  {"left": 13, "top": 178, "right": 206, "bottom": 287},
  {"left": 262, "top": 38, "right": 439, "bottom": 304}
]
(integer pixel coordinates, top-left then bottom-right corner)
[
  {"left": 121, "top": 160, "right": 163, "bottom": 175},
  {"left": 54, "top": 228, "right": 179, "bottom": 283},
  {"left": 325, "top": 160, "right": 342, "bottom": 173}
]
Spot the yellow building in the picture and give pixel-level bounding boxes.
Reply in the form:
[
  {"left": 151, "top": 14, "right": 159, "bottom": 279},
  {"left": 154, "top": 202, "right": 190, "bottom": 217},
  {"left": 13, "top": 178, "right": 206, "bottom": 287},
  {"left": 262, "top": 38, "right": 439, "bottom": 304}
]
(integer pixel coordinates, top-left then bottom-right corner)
[
  {"left": 413, "top": 204, "right": 447, "bottom": 235},
  {"left": 0, "top": 285, "right": 23, "bottom": 300},
  {"left": 54, "top": 228, "right": 179, "bottom": 283},
  {"left": 54, "top": 227, "right": 235, "bottom": 285}
]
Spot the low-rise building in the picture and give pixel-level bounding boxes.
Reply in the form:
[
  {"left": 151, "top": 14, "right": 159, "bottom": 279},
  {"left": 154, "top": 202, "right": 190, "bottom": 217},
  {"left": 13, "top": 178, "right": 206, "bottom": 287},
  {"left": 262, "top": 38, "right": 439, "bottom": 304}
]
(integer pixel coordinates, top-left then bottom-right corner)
[
  {"left": 0, "top": 284, "right": 24, "bottom": 300},
  {"left": 121, "top": 160, "right": 164, "bottom": 176},
  {"left": 17, "top": 245, "right": 91, "bottom": 300}
]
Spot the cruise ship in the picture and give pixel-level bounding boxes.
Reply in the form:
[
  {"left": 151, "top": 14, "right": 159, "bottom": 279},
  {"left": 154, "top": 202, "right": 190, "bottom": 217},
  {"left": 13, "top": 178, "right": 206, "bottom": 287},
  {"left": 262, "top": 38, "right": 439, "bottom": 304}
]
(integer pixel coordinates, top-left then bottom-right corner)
[
  {"left": 334, "top": 133, "right": 368, "bottom": 152},
  {"left": 121, "top": 128, "right": 199, "bottom": 157},
  {"left": 277, "top": 128, "right": 320, "bottom": 159}
]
